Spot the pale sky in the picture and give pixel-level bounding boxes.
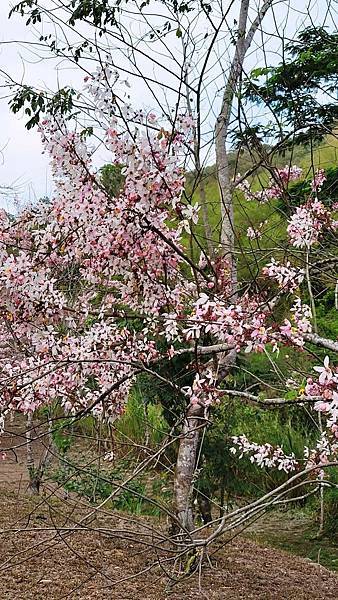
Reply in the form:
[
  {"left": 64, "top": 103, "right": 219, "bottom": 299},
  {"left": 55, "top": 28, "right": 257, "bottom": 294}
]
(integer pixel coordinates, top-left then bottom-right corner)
[
  {"left": 0, "top": 1, "right": 50, "bottom": 209},
  {"left": 0, "top": 0, "right": 335, "bottom": 211}
]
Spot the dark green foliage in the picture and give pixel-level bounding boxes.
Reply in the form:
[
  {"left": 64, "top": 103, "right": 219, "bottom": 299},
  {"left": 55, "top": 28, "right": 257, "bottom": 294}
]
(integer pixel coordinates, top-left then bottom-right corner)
[
  {"left": 54, "top": 462, "right": 113, "bottom": 502},
  {"left": 99, "top": 164, "right": 125, "bottom": 197},
  {"left": 316, "top": 292, "right": 338, "bottom": 341},
  {"left": 242, "top": 27, "right": 338, "bottom": 147},
  {"left": 51, "top": 419, "right": 73, "bottom": 456},
  {"left": 196, "top": 403, "right": 237, "bottom": 512},
  {"left": 283, "top": 166, "right": 338, "bottom": 213},
  {"left": 136, "top": 351, "right": 193, "bottom": 429},
  {"left": 9, "top": 86, "right": 76, "bottom": 129}
]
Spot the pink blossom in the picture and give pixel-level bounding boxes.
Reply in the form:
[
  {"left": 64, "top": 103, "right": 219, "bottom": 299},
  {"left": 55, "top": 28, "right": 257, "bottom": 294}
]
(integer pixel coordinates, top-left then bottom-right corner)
[
  {"left": 231, "top": 435, "right": 298, "bottom": 473},
  {"left": 280, "top": 319, "right": 293, "bottom": 337},
  {"left": 313, "top": 355, "right": 333, "bottom": 384},
  {"left": 287, "top": 190, "right": 335, "bottom": 249},
  {"left": 263, "top": 258, "right": 304, "bottom": 292},
  {"left": 311, "top": 169, "right": 326, "bottom": 193},
  {"left": 247, "top": 226, "right": 262, "bottom": 240},
  {"left": 237, "top": 165, "right": 302, "bottom": 203}
]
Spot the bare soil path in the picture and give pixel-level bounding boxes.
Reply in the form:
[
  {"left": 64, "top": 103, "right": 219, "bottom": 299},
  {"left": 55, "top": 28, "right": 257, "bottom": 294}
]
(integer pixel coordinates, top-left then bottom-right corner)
[{"left": 0, "top": 425, "right": 337, "bottom": 599}]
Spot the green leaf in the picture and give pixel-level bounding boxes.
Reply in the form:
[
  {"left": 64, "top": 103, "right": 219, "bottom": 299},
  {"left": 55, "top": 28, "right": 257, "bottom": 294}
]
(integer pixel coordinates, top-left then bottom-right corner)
[{"left": 284, "top": 390, "right": 298, "bottom": 401}]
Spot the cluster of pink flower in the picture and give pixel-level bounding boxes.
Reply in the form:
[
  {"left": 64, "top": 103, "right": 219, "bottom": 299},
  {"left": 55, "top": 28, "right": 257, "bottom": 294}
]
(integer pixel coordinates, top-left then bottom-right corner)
[
  {"left": 182, "top": 369, "right": 220, "bottom": 407},
  {"left": 311, "top": 169, "right": 326, "bottom": 193},
  {"left": 277, "top": 165, "right": 303, "bottom": 185},
  {"left": 84, "top": 65, "right": 119, "bottom": 119},
  {"left": 0, "top": 251, "right": 66, "bottom": 321},
  {"left": 0, "top": 67, "right": 200, "bottom": 418},
  {"left": 237, "top": 165, "right": 302, "bottom": 203},
  {"left": 279, "top": 297, "right": 312, "bottom": 346},
  {"left": 39, "top": 117, "right": 187, "bottom": 316},
  {"left": 232, "top": 429, "right": 338, "bottom": 477},
  {"left": 0, "top": 321, "right": 158, "bottom": 416},
  {"left": 305, "top": 356, "right": 338, "bottom": 437},
  {"left": 304, "top": 432, "right": 338, "bottom": 479},
  {"left": 286, "top": 169, "right": 337, "bottom": 248},
  {"left": 287, "top": 199, "right": 338, "bottom": 248},
  {"left": 232, "top": 355, "right": 338, "bottom": 477},
  {"left": 230, "top": 434, "right": 298, "bottom": 473},
  {"left": 238, "top": 356, "right": 338, "bottom": 479},
  {"left": 183, "top": 293, "right": 270, "bottom": 354},
  {"left": 246, "top": 220, "right": 268, "bottom": 240},
  {"left": 238, "top": 165, "right": 336, "bottom": 249},
  {"left": 262, "top": 258, "right": 304, "bottom": 293},
  {"left": 246, "top": 226, "right": 262, "bottom": 240},
  {"left": 304, "top": 358, "right": 338, "bottom": 475}
]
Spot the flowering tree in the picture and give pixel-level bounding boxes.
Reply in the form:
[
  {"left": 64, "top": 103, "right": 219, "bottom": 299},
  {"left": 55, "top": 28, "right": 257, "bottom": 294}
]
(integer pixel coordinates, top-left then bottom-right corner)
[
  {"left": 1, "top": 62, "right": 338, "bottom": 529},
  {"left": 1, "top": 0, "right": 338, "bottom": 581}
]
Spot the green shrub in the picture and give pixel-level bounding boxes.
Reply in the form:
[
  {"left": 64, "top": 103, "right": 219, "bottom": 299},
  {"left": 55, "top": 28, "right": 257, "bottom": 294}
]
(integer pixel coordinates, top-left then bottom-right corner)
[
  {"left": 116, "top": 388, "right": 168, "bottom": 447},
  {"left": 53, "top": 458, "right": 170, "bottom": 516},
  {"left": 322, "top": 468, "right": 338, "bottom": 539}
]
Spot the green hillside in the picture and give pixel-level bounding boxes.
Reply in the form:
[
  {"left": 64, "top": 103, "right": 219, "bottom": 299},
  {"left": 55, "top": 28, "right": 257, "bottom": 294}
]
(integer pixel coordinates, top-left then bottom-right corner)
[{"left": 189, "top": 134, "right": 338, "bottom": 283}]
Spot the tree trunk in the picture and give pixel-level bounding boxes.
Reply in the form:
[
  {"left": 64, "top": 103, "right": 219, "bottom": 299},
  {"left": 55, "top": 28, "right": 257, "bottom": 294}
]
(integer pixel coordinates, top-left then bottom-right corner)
[
  {"left": 26, "top": 412, "right": 40, "bottom": 495},
  {"left": 174, "top": 402, "right": 205, "bottom": 532},
  {"left": 26, "top": 411, "right": 56, "bottom": 495},
  {"left": 198, "top": 170, "right": 215, "bottom": 259},
  {"left": 215, "top": 0, "right": 249, "bottom": 292},
  {"left": 215, "top": 0, "right": 273, "bottom": 291},
  {"left": 173, "top": 0, "right": 273, "bottom": 534},
  {"left": 197, "top": 491, "right": 212, "bottom": 525}
]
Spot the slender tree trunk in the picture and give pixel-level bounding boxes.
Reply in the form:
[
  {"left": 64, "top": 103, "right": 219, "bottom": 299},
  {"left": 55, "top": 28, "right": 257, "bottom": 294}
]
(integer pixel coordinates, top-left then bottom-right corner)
[
  {"left": 215, "top": 0, "right": 273, "bottom": 291},
  {"left": 317, "top": 412, "right": 325, "bottom": 536},
  {"left": 39, "top": 413, "right": 56, "bottom": 473},
  {"left": 198, "top": 169, "right": 215, "bottom": 259},
  {"left": 26, "top": 411, "right": 56, "bottom": 495},
  {"left": 173, "top": 0, "right": 274, "bottom": 533},
  {"left": 174, "top": 403, "right": 205, "bottom": 532},
  {"left": 26, "top": 412, "right": 40, "bottom": 495},
  {"left": 215, "top": 0, "right": 249, "bottom": 292}
]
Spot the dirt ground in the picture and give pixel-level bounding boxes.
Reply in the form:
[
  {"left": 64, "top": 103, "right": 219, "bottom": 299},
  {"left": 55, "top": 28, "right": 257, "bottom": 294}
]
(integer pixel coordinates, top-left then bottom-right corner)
[{"left": 0, "top": 425, "right": 338, "bottom": 599}]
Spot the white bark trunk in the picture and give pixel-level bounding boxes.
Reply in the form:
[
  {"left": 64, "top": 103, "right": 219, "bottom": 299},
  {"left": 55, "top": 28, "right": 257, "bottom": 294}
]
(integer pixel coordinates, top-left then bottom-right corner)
[
  {"left": 173, "top": 0, "right": 274, "bottom": 534},
  {"left": 174, "top": 403, "right": 204, "bottom": 532},
  {"left": 215, "top": 0, "right": 273, "bottom": 292}
]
